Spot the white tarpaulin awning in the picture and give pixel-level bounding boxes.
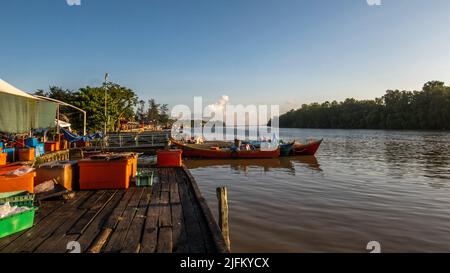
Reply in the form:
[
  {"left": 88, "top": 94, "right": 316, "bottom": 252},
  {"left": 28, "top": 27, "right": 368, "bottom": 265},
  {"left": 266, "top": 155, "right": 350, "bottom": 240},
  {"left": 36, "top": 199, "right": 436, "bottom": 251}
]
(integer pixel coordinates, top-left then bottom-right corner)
[
  {"left": 0, "top": 78, "right": 58, "bottom": 134},
  {"left": 0, "top": 79, "right": 38, "bottom": 100}
]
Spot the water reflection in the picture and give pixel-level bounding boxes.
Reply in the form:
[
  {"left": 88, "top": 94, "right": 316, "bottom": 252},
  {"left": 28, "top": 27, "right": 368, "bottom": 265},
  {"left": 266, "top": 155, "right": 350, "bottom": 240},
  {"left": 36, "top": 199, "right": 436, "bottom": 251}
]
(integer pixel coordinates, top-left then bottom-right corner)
[{"left": 184, "top": 156, "right": 322, "bottom": 174}]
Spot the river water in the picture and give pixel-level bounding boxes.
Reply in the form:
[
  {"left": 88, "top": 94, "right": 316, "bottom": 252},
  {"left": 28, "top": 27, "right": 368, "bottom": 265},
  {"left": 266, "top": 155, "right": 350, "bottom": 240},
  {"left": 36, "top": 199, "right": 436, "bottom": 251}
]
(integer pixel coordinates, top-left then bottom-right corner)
[{"left": 184, "top": 129, "right": 450, "bottom": 253}]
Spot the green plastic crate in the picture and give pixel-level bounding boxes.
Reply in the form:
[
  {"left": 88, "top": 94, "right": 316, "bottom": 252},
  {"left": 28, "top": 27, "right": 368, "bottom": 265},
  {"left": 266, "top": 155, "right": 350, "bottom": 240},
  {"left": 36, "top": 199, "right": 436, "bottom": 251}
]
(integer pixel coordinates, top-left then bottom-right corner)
[
  {"left": 135, "top": 171, "right": 154, "bottom": 187},
  {"left": 0, "top": 191, "right": 35, "bottom": 208},
  {"left": 0, "top": 207, "right": 37, "bottom": 238}
]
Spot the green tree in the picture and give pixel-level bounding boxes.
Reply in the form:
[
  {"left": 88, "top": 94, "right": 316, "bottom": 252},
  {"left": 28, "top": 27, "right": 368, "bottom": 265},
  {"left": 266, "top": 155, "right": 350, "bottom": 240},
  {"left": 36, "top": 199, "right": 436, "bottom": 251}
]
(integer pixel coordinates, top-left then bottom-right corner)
[
  {"left": 158, "top": 104, "right": 170, "bottom": 126},
  {"left": 147, "top": 98, "right": 160, "bottom": 125},
  {"left": 275, "top": 81, "right": 450, "bottom": 130},
  {"left": 135, "top": 100, "right": 146, "bottom": 123}
]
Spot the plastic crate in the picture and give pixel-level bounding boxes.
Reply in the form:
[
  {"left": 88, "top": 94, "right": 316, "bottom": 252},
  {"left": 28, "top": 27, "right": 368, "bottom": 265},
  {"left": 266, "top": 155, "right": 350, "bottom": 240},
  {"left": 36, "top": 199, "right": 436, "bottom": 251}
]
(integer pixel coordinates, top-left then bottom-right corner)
[
  {"left": 0, "top": 191, "right": 35, "bottom": 207},
  {"left": 19, "top": 148, "right": 35, "bottom": 161},
  {"left": 135, "top": 171, "right": 154, "bottom": 187},
  {"left": 35, "top": 143, "right": 45, "bottom": 158},
  {"left": 3, "top": 148, "right": 16, "bottom": 163},
  {"left": 25, "top": 138, "right": 38, "bottom": 148},
  {"left": 0, "top": 153, "right": 6, "bottom": 166},
  {"left": 157, "top": 150, "right": 182, "bottom": 167},
  {"left": 0, "top": 169, "right": 36, "bottom": 193},
  {"left": 44, "top": 142, "right": 58, "bottom": 152},
  {"left": 78, "top": 159, "right": 131, "bottom": 190},
  {"left": 0, "top": 207, "right": 37, "bottom": 239}
]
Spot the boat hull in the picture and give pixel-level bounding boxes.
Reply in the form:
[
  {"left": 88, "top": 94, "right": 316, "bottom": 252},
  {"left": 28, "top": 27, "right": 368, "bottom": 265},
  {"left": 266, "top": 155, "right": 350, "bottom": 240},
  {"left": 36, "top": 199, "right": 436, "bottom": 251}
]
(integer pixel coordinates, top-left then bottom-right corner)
[{"left": 292, "top": 139, "right": 323, "bottom": 156}]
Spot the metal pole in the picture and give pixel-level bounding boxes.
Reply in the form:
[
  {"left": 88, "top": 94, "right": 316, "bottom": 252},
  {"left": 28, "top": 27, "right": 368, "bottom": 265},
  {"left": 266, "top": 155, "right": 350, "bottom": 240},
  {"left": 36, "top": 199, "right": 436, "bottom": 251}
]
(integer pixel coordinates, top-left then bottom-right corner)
[
  {"left": 104, "top": 80, "right": 107, "bottom": 136},
  {"left": 83, "top": 112, "right": 87, "bottom": 136},
  {"left": 57, "top": 104, "right": 60, "bottom": 134}
]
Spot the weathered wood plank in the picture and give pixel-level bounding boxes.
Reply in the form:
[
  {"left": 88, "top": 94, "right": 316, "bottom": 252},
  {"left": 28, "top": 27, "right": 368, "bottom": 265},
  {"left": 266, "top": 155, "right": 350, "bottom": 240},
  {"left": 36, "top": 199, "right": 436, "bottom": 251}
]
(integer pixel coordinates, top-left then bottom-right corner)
[
  {"left": 140, "top": 182, "right": 161, "bottom": 253},
  {"left": 217, "top": 187, "right": 231, "bottom": 251},
  {"left": 103, "top": 188, "right": 136, "bottom": 230},
  {"left": 121, "top": 187, "right": 151, "bottom": 253},
  {"left": 156, "top": 227, "right": 173, "bottom": 253},
  {"left": 34, "top": 191, "right": 115, "bottom": 253},
  {"left": 67, "top": 191, "right": 117, "bottom": 235},
  {"left": 177, "top": 174, "right": 206, "bottom": 253},
  {"left": 78, "top": 191, "right": 126, "bottom": 253},
  {"left": 181, "top": 166, "right": 230, "bottom": 253},
  {"left": 103, "top": 188, "right": 144, "bottom": 253}
]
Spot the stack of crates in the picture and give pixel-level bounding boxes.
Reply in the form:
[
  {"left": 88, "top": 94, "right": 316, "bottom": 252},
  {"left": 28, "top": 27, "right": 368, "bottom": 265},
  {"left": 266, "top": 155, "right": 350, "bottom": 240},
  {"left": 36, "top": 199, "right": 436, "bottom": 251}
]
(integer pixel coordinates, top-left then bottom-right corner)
[
  {"left": 25, "top": 138, "right": 44, "bottom": 158},
  {"left": 3, "top": 148, "right": 16, "bottom": 163},
  {"left": 0, "top": 191, "right": 37, "bottom": 239},
  {"left": 35, "top": 143, "right": 45, "bottom": 158}
]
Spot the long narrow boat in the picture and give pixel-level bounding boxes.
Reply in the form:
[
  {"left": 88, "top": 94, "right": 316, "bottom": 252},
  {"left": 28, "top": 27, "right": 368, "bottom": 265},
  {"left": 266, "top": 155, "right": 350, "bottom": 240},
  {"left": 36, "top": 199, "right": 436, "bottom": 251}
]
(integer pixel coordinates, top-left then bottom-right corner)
[
  {"left": 170, "top": 138, "right": 280, "bottom": 159},
  {"left": 291, "top": 139, "right": 323, "bottom": 156}
]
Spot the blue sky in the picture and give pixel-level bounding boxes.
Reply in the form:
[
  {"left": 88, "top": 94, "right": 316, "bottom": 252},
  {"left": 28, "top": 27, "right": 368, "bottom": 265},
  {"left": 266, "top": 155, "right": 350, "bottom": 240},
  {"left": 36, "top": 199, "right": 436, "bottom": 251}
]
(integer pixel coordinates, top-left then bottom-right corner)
[{"left": 1, "top": 0, "right": 450, "bottom": 113}]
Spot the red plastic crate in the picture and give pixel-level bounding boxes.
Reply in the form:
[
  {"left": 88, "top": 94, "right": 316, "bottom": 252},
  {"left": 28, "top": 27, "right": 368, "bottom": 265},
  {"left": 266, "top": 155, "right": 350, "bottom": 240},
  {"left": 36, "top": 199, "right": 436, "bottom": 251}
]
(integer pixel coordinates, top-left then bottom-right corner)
[{"left": 157, "top": 150, "right": 182, "bottom": 167}]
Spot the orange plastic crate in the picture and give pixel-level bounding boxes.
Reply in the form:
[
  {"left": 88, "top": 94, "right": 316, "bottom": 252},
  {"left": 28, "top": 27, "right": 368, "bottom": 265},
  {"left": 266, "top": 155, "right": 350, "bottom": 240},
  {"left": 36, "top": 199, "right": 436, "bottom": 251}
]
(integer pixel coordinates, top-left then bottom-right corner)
[
  {"left": 18, "top": 148, "right": 35, "bottom": 162},
  {"left": 157, "top": 150, "right": 182, "bottom": 167},
  {"left": 130, "top": 154, "right": 138, "bottom": 178},
  {"left": 0, "top": 168, "right": 35, "bottom": 193},
  {"left": 78, "top": 159, "right": 131, "bottom": 190},
  {"left": 60, "top": 140, "right": 68, "bottom": 150},
  {"left": 44, "top": 142, "right": 57, "bottom": 152},
  {"left": 0, "top": 153, "right": 6, "bottom": 166}
]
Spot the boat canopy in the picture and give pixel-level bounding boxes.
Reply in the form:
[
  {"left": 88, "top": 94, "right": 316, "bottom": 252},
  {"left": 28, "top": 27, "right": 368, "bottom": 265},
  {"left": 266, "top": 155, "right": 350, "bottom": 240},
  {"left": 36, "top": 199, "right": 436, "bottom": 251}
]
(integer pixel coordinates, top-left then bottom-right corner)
[{"left": 0, "top": 79, "right": 58, "bottom": 134}]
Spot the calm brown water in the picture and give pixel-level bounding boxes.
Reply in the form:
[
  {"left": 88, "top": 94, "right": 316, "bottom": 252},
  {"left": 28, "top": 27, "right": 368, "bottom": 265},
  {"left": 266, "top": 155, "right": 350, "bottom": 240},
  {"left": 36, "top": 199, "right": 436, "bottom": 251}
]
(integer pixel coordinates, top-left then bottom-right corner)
[{"left": 185, "top": 129, "right": 450, "bottom": 253}]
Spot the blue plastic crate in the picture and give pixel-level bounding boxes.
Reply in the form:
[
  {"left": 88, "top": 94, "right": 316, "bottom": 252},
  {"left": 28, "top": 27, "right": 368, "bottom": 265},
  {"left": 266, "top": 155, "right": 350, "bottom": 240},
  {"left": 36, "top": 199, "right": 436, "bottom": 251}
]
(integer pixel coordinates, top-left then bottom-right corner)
[
  {"left": 35, "top": 143, "right": 44, "bottom": 158},
  {"left": 3, "top": 148, "right": 16, "bottom": 162},
  {"left": 0, "top": 142, "right": 4, "bottom": 150},
  {"left": 25, "top": 138, "right": 38, "bottom": 148}
]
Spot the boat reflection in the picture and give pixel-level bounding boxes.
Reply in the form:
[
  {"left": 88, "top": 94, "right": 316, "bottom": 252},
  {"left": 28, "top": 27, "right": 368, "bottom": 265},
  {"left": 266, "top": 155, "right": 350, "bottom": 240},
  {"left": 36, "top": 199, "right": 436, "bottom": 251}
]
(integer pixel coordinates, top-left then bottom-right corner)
[{"left": 184, "top": 156, "right": 322, "bottom": 174}]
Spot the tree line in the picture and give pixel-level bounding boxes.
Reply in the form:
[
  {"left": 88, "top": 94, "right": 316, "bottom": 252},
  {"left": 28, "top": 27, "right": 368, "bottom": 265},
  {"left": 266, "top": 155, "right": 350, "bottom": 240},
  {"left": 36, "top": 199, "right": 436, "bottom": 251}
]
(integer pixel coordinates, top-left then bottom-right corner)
[
  {"left": 35, "top": 83, "right": 171, "bottom": 133},
  {"left": 275, "top": 81, "right": 450, "bottom": 130}
]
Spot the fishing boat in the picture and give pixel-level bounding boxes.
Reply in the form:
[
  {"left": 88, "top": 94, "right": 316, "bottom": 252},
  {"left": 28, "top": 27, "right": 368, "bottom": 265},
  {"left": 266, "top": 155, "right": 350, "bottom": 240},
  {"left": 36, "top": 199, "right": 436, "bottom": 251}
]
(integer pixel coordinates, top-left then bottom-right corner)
[
  {"left": 291, "top": 139, "right": 323, "bottom": 156},
  {"left": 170, "top": 138, "right": 280, "bottom": 159},
  {"left": 241, "top": 139, "right": 322, "bottom": 156}
]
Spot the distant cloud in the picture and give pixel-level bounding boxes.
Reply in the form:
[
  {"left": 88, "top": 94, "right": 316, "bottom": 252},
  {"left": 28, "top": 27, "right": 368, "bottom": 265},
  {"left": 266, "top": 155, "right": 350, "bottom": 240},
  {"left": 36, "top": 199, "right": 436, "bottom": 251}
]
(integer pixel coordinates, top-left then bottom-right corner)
[
  {"left": 206, "top": 95, "right": 229, "bottom": 113},
  {"left": 66, "top": 0, "right": 81, "bottom": 6}
]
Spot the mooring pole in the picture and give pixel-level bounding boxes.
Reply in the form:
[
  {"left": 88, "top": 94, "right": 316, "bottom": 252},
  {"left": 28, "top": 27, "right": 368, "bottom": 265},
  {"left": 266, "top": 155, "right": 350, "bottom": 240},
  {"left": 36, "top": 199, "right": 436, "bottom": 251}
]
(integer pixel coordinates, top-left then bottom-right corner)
[{"left": 216, "top": 186, "right": 231, "bottom": 251}]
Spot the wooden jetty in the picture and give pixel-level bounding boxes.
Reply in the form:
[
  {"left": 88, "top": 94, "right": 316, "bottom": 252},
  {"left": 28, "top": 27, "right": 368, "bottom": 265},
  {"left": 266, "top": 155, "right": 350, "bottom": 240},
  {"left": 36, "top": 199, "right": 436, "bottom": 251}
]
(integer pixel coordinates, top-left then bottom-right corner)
[{"left": 0, "top": 167, "right": 229, "bottom": 253}]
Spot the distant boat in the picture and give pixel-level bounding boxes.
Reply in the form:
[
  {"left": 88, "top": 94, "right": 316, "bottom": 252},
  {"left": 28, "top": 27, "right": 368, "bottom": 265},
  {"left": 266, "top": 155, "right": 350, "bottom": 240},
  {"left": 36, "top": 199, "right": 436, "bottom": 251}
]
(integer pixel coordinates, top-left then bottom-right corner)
[{"left": 170, "top": 138, "right": 280, "bottom": 159}]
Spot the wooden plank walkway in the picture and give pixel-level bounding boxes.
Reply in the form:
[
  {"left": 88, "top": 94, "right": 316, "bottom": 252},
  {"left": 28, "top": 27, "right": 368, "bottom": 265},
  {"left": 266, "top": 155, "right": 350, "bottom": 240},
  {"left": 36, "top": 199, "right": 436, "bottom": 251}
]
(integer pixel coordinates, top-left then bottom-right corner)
[{"left": 0, "top": 167, "right": 229, "bottom": 253}]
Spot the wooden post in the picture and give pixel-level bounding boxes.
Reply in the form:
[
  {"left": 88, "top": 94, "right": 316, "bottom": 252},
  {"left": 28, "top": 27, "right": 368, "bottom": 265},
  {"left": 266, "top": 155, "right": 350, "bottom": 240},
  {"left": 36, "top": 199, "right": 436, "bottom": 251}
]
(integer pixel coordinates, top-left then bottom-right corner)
[{"left": 216, "top": 187, "right": 231, "bottom": 251}]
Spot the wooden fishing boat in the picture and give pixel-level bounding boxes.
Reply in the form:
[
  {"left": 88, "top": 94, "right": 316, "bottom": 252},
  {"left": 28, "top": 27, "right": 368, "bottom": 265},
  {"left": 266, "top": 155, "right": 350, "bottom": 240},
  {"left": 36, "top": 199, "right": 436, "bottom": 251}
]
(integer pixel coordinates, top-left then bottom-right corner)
[
  {"left": 170, "top": 138, "right": 280, "bottom": 159},
  {"left": 291, "top": 139, "right": 323, "bottom": 156},
  {"left": 279, "top": 142, "right": 295, "bottom": 157}
]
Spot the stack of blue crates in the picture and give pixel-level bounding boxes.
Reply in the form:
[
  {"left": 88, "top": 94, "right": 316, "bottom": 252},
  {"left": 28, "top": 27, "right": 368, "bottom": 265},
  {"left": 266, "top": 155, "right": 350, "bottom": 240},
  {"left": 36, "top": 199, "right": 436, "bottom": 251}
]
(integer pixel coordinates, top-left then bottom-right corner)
[
  {"left": 25, "top": 138, "right": 38, "bottom": 148},
  {"left": 35, "top": 143, "right": 45, "bottom": 158},
  {"left": 3, "top": 148, "right": 16, "bottom": 162},
  {"left": 24, "top": 138, "right": 44, "bottom": 158}
]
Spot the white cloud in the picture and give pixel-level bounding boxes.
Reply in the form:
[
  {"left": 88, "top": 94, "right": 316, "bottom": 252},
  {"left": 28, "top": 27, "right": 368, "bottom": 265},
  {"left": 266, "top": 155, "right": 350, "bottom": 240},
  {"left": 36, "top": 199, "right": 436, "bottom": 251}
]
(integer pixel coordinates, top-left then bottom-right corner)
[{"left": 205, "top": 95, "right": 229, "bottom": 113}]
